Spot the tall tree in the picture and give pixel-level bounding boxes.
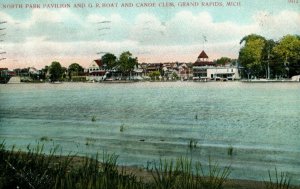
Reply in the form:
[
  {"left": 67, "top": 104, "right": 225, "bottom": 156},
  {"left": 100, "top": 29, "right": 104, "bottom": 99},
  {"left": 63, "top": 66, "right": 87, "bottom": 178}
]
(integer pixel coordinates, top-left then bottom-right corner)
[
  {"left": 262, "top": 39, "right": 276, "bottom": 79},
  {"left": 273, "top": 35, "right": 300, "bottom": 77},
  {"left": 239, "top": 34, "right": 266, "bottom": 78},
  {"left": 215, "top": 57, "right": 231, "bottom": 65},
  {"left": 118, "top": 51, "right": 138, "bottom": 78},
  {"left": 68, "top": 63, "right": 84, "bottom": 79},
  {"left": 49, "top": 61, "right": 63, "bottom": 82},
  {"left": 39, "top": 66, "right": 49, "bottom": 80},
  {"left": 62, "top": 67, "right": 67, "bottom": 80},
  {"left": 101, "top": 53, "right": 117, "bottom": 70}
]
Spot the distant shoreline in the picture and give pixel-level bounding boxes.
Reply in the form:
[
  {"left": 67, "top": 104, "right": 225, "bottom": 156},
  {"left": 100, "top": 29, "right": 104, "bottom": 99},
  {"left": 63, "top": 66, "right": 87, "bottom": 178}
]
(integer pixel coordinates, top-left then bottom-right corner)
[
  {"left": 241, "top": 79, "right": 300, "bottom": 83},
  {"left": 3, "top": 79, "right": 300, "bottom": 84},
  {"left": 2, "top": 76, "right": 300, "bottom": 85}
]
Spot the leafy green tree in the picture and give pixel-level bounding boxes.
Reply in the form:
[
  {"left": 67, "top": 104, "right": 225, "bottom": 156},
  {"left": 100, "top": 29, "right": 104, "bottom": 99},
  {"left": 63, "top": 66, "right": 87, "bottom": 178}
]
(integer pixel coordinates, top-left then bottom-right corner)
[
  {"left": 273, "top": 35, "right": 300, "bottom": 77},
  {"left": 62, "top": 67, "right": 67, "bottom": 80},
  {"left": 39, "top": 66, "right": 49, "bottom": 80},
  {"left": 216, "top": 57, "right": 231, "bottom": 65},
  {"left": 239, "top": 34, "right": 266, "bottom": 78},
  {"left": 68, "top": 63, "right": 84, "bottom": 79},
  {"left": 172, "top": 72, "right": 179, "bottom": 80},
  {"left": 49, "top": 61, "right": 63, "bottom": 82},
  {"left": 148, "top": 71, "right": 161, "bottom": 80},
  {"left": 118, "top": 51, "right": 138, "bottom": 78},
  {"left": 254, "top": 39, "right": 277, "bottom": 79},
  {"left": 102, "top": 53, "right": 117, "bottom": 70}
]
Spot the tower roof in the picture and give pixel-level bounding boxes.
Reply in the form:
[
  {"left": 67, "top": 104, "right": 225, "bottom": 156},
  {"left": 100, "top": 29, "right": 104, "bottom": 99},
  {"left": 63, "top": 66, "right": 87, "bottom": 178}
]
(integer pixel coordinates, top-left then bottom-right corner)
[
  {"left": 198, "top": 50, "right": 208, "bottom": 59},
  {"left": 194, "top": 50, "right": 214, "bottom": 66}
]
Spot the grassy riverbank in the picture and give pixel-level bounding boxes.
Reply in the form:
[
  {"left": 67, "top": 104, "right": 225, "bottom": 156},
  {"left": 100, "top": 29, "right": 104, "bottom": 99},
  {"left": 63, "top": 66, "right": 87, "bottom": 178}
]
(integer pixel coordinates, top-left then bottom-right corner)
[{"left": 0, "top": 143, "right": 298, "bottom": 189}]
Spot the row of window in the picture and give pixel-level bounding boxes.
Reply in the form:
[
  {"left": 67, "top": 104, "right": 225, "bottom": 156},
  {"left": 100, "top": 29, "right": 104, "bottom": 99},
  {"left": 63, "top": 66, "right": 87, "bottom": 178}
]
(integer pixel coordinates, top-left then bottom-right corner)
[{"left": 89, "top": 68, "right": 100, "bottom": 72}]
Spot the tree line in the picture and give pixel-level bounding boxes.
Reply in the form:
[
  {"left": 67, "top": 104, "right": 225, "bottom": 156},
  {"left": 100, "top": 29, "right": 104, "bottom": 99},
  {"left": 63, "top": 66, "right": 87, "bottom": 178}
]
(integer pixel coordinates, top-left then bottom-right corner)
[
  {"left": 47, "top": 51, "right": 138, "bottom": 82},
  {"left": 33, "top": 34, "right": 300, "bottom": 82},
  {"left": 238, "top": 34, "right": 300, "bottom": 79}
]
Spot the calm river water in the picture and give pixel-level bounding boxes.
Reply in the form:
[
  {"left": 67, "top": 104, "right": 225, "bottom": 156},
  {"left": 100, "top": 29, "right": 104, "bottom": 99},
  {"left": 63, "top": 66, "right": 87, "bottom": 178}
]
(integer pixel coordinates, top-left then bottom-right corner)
[{"left": 0, "top": 82, "right": 299, "bottom": 184}]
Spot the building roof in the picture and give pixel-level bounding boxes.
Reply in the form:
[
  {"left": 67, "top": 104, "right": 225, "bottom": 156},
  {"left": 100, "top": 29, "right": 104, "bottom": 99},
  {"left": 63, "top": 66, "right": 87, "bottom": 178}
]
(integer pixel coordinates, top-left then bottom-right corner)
[
  {"left": 193, "top": 61, "right": 215, "bottom": 67},
  {"left": 94, "top": 59, "right": 103, "bottom": 67},
  {"left": 198, "top": 50, "right": 208, "bottom": 59},
  {"left": 0, "top": 68, "right": 8, "bottom": 71},
  {"left": 194, "top": 50, "right": 214, "bottom": 66}
]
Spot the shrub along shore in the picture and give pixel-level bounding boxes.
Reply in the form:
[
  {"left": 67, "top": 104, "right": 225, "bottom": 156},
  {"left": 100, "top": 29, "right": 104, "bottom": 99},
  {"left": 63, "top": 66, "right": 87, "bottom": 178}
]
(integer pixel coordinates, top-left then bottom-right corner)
[{"left": 0, "top": 143, "right": 298, "bottom": 189}]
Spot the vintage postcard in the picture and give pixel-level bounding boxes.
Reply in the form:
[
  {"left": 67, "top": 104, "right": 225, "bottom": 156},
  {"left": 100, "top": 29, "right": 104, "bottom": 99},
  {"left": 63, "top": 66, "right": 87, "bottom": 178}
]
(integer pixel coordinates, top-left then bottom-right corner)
[{"left": 0, "top": 0, "right": 299, "bottom": 188}]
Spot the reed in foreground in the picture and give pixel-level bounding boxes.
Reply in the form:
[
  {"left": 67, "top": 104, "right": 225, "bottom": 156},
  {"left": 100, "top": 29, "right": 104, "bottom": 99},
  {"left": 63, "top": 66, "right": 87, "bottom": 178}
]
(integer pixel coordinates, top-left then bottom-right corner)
[
  {"left": 2, "top": 142, "right": 297, "bottom": 189},
  {"left": 150, "top": 157, "right": 231, "bottom": 189},
  {"left": 0, "top": 142, "right": 144, "bottom": 189},
  {"left": 264, "top": 168, "right": 291, "bottom": 189}
]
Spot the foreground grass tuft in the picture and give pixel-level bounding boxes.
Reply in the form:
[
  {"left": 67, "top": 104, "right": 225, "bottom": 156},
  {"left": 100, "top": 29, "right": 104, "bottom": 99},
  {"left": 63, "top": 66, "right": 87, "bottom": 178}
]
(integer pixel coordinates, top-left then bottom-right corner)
[
  {"left": 197, "top": 158, "right": 231, "bottom": 189},
  {"left": 149, "top": 157, "right": 231, "bottom": 189},
  {"left": 264, "top": 168, "right": 291, "bottom": 189}
]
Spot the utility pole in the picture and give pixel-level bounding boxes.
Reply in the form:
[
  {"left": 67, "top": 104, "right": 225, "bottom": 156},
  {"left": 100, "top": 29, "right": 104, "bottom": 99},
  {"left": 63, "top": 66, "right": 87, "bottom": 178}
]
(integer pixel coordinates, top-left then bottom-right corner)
[
  {"left": 96, "top": 20, "right": 111, "bottom": 81},
  {"left": 0, "top": 21, "right": 6, "bottom": 62},
  {"left": 202, "top": 35, "right": 207, "bottom": 50},
  {"left": 267, "top": 48, "right": 270, "bottom": 80},
  {"left": 284, "top": 54, "right": 289, "bottom": 78},
  {"left": 96, "top": 20, "right": 111, "bottom": 57}
]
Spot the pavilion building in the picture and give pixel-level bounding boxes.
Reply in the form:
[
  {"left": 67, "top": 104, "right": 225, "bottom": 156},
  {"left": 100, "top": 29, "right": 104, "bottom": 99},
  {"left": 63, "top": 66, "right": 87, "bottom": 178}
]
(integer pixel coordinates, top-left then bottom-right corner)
[{"left": 193, "top": 50, "right": 215, "bottom": 79}]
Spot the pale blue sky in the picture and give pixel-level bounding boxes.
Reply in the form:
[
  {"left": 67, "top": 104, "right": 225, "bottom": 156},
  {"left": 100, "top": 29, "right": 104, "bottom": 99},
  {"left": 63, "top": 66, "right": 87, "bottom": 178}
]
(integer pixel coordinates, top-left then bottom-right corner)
[{"left": 0, "top": 0, "right": 299, "bottom": 69}]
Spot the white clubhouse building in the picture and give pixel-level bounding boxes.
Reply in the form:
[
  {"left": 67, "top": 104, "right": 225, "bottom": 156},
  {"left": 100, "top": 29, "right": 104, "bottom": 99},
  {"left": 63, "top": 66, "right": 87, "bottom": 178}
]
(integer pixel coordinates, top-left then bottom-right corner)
[{"left": 207, "top": 66, "right": 240, "bottom": 80}]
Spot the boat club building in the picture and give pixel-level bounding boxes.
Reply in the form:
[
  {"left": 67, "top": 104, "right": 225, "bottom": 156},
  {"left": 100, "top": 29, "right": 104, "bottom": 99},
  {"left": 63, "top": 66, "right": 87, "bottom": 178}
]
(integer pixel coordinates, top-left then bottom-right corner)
[
  {"left": 207, "top": 66, "right": 240, "bottom": 80},
  {"left": 193, "top": 50, "right": 215, "bottom": 79},
  {"left": 193, "top": 50, "right": 240, "bottom": 80},
  {"left": 86, "top": 59, "right": 106, "bottom": 81}
]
